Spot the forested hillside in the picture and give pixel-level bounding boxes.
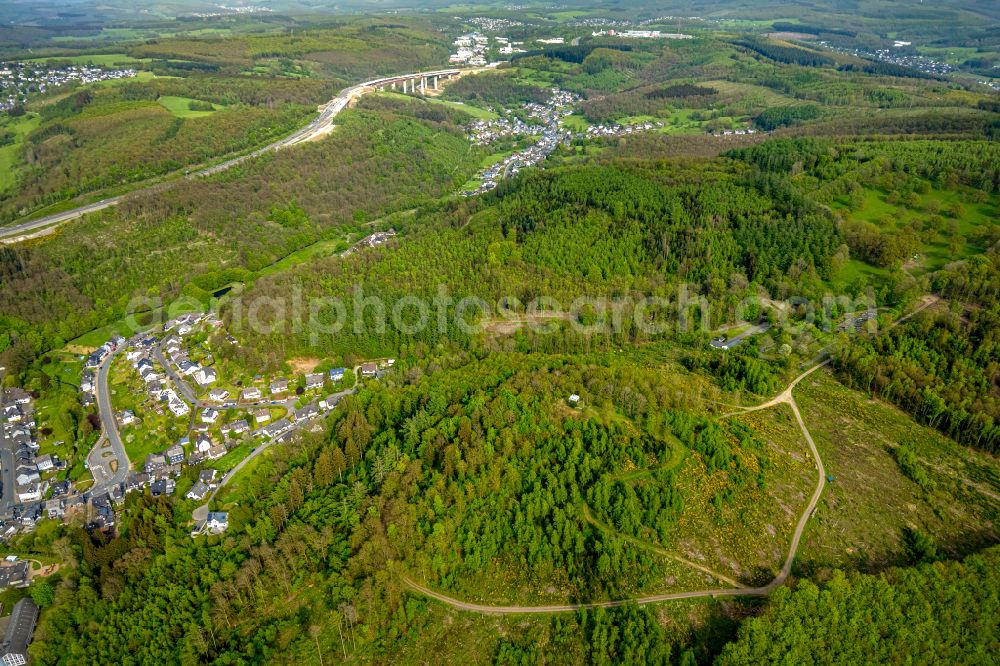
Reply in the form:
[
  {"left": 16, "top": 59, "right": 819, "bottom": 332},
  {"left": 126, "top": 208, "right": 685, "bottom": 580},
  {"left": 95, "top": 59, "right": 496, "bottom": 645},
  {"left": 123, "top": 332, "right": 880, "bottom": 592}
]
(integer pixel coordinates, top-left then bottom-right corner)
[
  {"left": 2, "top": 12, "right": 999, "bottom": 665},
  {"left": 25, "top": 347, "right": 1000, "bottom": 664},
  {"left": 0, "top": 96, "right": 483, "bottom": 369},
  {"left": 717, "top": 547, "right": 1000, "bottom": 665},
  {"left": 0, "top": 18, "right": 453, "bottom": 223}
]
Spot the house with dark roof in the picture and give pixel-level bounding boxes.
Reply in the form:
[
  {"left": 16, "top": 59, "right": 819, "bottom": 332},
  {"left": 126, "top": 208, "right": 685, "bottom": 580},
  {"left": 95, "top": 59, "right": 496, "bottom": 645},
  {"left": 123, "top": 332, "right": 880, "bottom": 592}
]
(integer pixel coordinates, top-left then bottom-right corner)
[
  {"left": 0, "top": 561, "right": 29, "bottom": 590},
  {"left": 186, "top": 481, "right": 210, "bottom": 501},
  {"left": 0, "top": 597, "right": 38, "bottom": 666}
]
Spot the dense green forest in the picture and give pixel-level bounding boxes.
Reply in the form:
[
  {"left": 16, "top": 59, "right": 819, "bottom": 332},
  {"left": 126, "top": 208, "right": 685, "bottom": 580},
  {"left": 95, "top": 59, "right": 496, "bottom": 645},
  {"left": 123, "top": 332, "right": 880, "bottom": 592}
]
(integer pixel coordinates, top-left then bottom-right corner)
[
  {"left": 717, "top": 546, "right": 1000, "bottom": 664},
  {"left": 834, "top": 257, "right": 1000, "bottom": 452},
  {"left": 441, "top": 71, "right": 549, "bottom": 107},
  {"left": 23, "top": 348, "right": 1000, "bottom": 664}
]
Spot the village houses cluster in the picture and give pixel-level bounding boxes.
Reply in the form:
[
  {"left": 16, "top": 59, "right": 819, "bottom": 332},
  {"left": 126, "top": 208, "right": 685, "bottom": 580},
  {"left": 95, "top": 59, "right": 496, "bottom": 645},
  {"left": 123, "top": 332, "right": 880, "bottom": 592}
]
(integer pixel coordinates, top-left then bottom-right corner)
[
  {"left": 0, "top": 62, "right": 136, "bottom": 111},
  {"left": 466, "top": 17, "right": 525, "bottom": 32},
  {"left": 450, "top": 33, "right": 490, "bottom": 66},
  {"left": 463, "top": 88, "right": 665, "bottom": 196},
  {"left": 69, "top": 308, "right": 394, "bottom": 537},
  {"left": 589, "top": 29, "right": 694, "bottom": 40},
  {"left": 1, "top": 387, "right": 75, "bottom": 538},
  {"left": 466, "top": 116, "right": 544, "bottom": 145}
]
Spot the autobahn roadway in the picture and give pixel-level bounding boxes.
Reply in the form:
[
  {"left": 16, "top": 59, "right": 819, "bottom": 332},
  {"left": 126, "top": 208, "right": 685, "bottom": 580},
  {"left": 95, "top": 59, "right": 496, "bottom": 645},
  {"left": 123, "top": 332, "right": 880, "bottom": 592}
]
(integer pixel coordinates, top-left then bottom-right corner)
[{"left": 0, "top": 67, "right": 463, "bottom": 242}]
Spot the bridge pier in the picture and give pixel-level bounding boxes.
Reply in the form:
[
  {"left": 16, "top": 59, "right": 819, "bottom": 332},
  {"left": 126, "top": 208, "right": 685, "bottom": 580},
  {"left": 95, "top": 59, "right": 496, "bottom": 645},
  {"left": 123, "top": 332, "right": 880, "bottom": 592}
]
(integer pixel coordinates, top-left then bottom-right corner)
[
  {"left": 420, "top": 77, "right": 426, "bottom": 94},
  {"left": 433, "top": 76, "right": 438, "bottom": 90}
]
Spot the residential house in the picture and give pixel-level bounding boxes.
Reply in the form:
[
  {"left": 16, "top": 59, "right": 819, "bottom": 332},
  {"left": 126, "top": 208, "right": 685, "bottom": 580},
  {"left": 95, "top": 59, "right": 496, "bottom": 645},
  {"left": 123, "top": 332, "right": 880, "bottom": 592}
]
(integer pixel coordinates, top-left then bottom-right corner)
[
  {"left": 119, "top": 410, "right": 137, "bottom": 426},
  {"left": 328, "top": 367, "right": 346, "bottom": 382},
  {"left": 164, "top": 391, "right": 189, "bottom": 417},
  {"left": 0, "top": 561, "right": 29, "bottom": 590},
  {"left": 320, "top": 394, "right": 339, "bottom": 410},
  {"left": 186, "top": 481, "right": 210, "bottom": 501},
  {"left": 361, "top": 362, "right": 378, "bottom": 377},
  {"left": 295, "top": 404, "right": 320, "bottom": 422},
  {"left": 208, "top": 388, "right": 230, "bottom": 402},
  {"left": 206, "top": 512, "right": 229, "bottom": 533},
  {"left": 195, "top": 367, "right": 217, "bottom": 386},
  {"left": 221, "top": 419, "right": 249, "bottom": 437},
  {"left": 163, "top": 338, "right": 181, "bottom": 356},
  {"left": 201, "top": 407, "right": 220, "bottom": 424},
  {"left": 166, "top": 445, "right": 185, "bottom": 465},
  {"left": 179, "top": 360, "right": 199, "bottom": 376},
  {"left": 14, "top": 466, "right": 38, "bottom": 488},
  {"left": 5, "top": 388, "right": 30, "bottom": 405},
  {"left": 206, "top": 445, "right": 227, "bottom": 460},
  {"left": 44, "top": 499, "right": 64, "bottom": 519},
  {"left": 199, "top": 469, "right": 218, "bottom": 486},
  {"left": 305, "top": 373, "right": 324, "bottom": 391},
  {"left": 150, "top": 479, "right": 175, "bottom": 497},
  {"left": 251, "top": 408, "right": 271, "bottom": 424},
  {"left": 195, "top": 434, "right": 213, "bottom": 453},
  {"left": 260, "top": 418, "right": 292, "bottom": 440},
  {"left": 79, "top": 371, "right": 95, "bottom": 393},
  {"left": 125, "top": 473, "right": 149, "bottom": 494},
  {"left": 34, "top": 454, "right": 54, "bottom": 472},
  {"left": 270, "top": 379, "right": 289, "bottom": 395},
  {"left": 2, "top": 405, "right": 22, "bottom": 423},
  {"left": 241, "top": 387, "right": 262, "bottom": 401},
  {"left": 145, "top": 453, "right": 168, "bottom": 474}
]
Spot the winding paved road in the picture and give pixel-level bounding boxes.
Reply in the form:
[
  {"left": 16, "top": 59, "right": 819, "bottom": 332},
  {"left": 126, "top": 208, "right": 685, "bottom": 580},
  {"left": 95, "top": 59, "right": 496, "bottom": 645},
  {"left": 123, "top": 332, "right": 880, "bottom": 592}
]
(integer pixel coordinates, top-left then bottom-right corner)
[
  {"left": 401, "top": 361, "right": 830, "bottom": 613},
  {"left": 87, "top": 344, "right": 132, "bottom": 494},
  {"left": 0, "top": 68, "right": 462, "bottom": 242},
  {"left": 0, "top": 373, "right": 16, "bottom": 519}
]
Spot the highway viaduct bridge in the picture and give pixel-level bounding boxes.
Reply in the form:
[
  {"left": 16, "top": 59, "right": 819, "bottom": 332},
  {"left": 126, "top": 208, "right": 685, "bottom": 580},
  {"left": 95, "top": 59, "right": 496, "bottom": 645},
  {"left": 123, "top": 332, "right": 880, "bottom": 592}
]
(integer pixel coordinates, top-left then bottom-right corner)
[{"left": 0, "top": 67, "right": 473, "bottom": 242}]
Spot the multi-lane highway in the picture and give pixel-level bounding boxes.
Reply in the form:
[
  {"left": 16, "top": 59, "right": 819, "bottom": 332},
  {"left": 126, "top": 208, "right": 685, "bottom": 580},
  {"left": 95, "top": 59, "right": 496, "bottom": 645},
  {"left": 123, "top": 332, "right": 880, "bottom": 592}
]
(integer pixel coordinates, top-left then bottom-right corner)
[{"left": 0, "top": 68, "right": 462, "bottom": 242}]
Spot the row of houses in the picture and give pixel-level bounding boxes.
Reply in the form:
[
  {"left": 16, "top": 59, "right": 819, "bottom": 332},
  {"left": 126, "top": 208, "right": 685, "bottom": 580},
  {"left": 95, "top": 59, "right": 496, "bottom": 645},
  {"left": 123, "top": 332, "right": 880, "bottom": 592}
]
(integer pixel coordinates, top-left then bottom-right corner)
[
  {"left": 2, "top": 388, "right": 68, "bottom": 505},
  {"left": 238, "top": 366, "right": 350, "bottom": 403},
  {"left": 84, "top": 335, "right": 125, "bottom": 370}
]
